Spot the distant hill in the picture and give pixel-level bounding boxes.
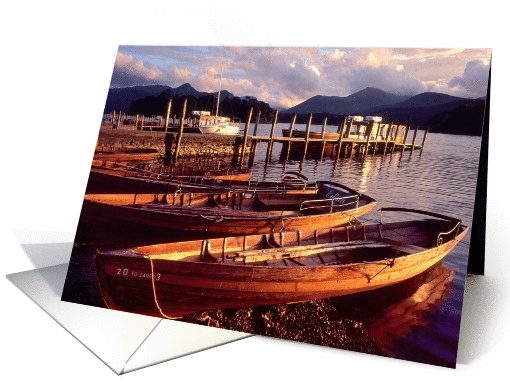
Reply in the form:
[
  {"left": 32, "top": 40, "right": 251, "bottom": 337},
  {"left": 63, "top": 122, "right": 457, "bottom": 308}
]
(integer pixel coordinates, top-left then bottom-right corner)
[
  {"left": 285, "top": 87, "right": 406, "bottom": 114},
  {"left": 104, "top": 83, "right": 486, "bottom": 136},
  {"left": 104, "top": 83, "right": 230, "bottom": 113},
  {"left": 366, "top": 99, "right": 473, "bottom": 126},
  {"left": 364, "top": 92, "right": 465, "bottom": 113},
  {"left": 426, "top": 99, "right": 486, "bottom": 136}
]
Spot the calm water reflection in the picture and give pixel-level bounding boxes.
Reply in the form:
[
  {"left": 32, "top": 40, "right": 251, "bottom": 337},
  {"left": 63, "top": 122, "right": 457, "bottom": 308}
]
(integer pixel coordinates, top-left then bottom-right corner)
[{"left": 242, "top": 124, "right": 481, "bottom": 367}]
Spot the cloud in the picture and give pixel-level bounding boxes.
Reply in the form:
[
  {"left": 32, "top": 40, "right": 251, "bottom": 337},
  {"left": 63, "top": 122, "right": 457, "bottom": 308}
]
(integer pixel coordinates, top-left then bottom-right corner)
[
  {"left": 110, "top": 52, "right": 168, "bottom": 87},
  {"left": 111, "top": 46, "right": 491, "bottom": 107},
  {"left": 448, "top": 60, "right": 490, "bottom": 97}
]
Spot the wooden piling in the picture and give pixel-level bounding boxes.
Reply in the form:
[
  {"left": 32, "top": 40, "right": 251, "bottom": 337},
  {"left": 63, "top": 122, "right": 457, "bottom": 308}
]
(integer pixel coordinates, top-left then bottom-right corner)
[
  {"left": 383, "top": 122, "right": 393, "bottom": 155},
  {"left": 402, "top": 125, "right": 410, "bottom": 152},
  {"left": 319, "top": 117, "right": 328, "bottom": 159},
  {"left": 411, "top": 125, "right": 419, "bottom": 152},
  {"left": 363, "top": 122, "right": 373, "bottom": 158},
  {"left": 335, "top": 118, "right": 346, "bottom": 160},
  {"left": 285, "top": 113, "right": 297, "bottom": 161},
  {"left": 249, "top": 140, "right": 258, "bottom": 165},
  {"left": 174, "top": 98, "right": 187, "bottom": 161},
  {"left": 140, "top": 115, "right": 145, "bottom": 131},
  {"left": 421, "top": 128, "right": 429, "bottom": 151},
  {"left": 266, "top": 110, "right": 279, "bottom": 162},
  {"left": 240, "top": 107, "right": 253, "bottom": 164},
  {"left": 372, "top": 123, "right": 381, "bottom": 156},
  {"left": 164, "top": 99, "right": 172, "bottom": 132},
  {"left": 253, "top": 110, "right": 261, "bottom": 136},
  {"left": 391, "top": 125, "right": 398, "bottom": 154},
  {"left": 302, "top": 113, "right": 313, "bottom": 160}
]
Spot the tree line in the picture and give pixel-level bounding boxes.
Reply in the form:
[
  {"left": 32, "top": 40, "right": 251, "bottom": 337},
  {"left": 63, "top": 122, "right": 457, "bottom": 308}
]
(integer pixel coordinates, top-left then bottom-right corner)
[{"left": 128, "top": 90, "right": 276, "bottom": 123}]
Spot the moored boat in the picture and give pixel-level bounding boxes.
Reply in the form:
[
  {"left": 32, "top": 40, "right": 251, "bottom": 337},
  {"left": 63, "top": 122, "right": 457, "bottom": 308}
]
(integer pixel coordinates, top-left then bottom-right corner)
[
  {"left": 82, "top": 182, "right": 377, "bottom": 236},
  {"left": 94, "top": 146, "right": 159, "bottom": 164},
  {"left": 86, "top": 161, "right": 314, "bottom": 194},
  {"left": 95, "top": 207, "right": 468, "bottom": 318}
]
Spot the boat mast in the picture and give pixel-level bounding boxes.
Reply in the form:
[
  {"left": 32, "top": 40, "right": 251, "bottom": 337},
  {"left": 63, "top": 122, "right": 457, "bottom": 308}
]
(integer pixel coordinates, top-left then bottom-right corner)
[{"left": 215, "top": 65, "right": 223, "bottom": 117}]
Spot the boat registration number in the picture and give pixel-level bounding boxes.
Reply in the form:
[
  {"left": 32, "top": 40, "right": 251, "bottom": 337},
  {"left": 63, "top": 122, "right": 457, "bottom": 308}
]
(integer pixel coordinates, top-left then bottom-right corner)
[{"left": 106, "top": 265, "right": 161, "bottom": 281}]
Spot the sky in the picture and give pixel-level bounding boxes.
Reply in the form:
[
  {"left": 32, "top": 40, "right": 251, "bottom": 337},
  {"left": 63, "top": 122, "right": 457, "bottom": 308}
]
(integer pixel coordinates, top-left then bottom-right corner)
[{"left": 111, "top": 46, "right": 491, "bottom": 109}]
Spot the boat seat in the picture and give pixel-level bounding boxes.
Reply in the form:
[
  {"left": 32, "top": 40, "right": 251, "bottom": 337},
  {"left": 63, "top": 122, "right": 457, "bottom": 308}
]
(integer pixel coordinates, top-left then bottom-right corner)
[{"left": 381, "top": 238, "right": 428, "bottom": 254}]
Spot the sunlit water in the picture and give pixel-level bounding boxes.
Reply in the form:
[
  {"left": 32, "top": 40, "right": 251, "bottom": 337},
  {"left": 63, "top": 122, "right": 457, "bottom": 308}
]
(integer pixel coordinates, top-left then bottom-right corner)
[{"left": 243, "top": 123, "right": 482, "bottom": 367}]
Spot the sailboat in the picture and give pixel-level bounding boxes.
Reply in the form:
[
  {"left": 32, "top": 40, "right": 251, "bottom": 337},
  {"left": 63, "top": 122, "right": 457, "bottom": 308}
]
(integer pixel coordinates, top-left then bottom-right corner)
[{"left": 192, "top": 67, "right": 241, "bottom": 135}]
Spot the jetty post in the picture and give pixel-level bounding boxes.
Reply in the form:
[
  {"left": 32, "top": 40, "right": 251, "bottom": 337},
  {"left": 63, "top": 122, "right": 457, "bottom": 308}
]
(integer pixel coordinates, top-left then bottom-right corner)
[
  {"left": 240, "top": 107, "right": 253, "bottom": 164},
  {"left": 266, "top": 110, "right": 279, "bottom": 162},
  {"left": 302, "top": 113, "right": 313, "bottom": 160},
  {"left": 391, "top": 125, "right": 399, "bottom": 154},
  {"left": 363, "top": 122, "right": 374, "bottom": 159},
  {"left": 372, "top": 122, "right": 382, "bottom": 156},
  {"left": 402, "top": 125, "right": 411, "bottom": 152},
  {"left": 319, "top": 117, "right": 328, "bottom": 160},
  {"left": 164, "top": 99, "right": 172, "bottom": 133},
  {"left": 421, "top": 127, "right": 429, "bottom": 152},
  {"left": 383, "top": 122, "right": 393, "bottom": 156},
  {"left": 173, "top": 98, "right": 187, "bottom": 161},
  {"left": 411, "top": 125, "right": 419, "bottom": 152},
  {"left": 253, "top": 109, "right": 261, "bottom": 136},
  {"left": 335, "top": 118, "right": 346, "bottom": 160},
  {"left": 285, "top": 113, "right": 297, "bottom": 161}
]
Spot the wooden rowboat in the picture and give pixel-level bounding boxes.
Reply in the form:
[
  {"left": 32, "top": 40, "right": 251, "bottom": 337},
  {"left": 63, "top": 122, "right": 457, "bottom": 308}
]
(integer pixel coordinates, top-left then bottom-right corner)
[
  {"left": 95, "top": 208, "right": 468, "bottom": 318},
  {"left": 94, "top": 146, "right": 160, "bottom": 164},
  {"left": 86, "top": 161, "right": 312, "bottom": 194},
  {"left": 91, "top": 160, "right": 252, "bottom": 181},
  {"left": 282, "top": 129, "right": 340, "bottom": 140},
  {"left": 82, "top": 182, "right": 377, "bottom": 236}
]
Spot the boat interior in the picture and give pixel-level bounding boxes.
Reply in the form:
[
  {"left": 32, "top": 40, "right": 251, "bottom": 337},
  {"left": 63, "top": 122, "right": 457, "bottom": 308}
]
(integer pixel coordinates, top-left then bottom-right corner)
[
  {"left": 85, "top": 184, "right": 371, "bottom": 218},
  {"left": 110, "top": 217, "right": 465, "bottom": 268}
]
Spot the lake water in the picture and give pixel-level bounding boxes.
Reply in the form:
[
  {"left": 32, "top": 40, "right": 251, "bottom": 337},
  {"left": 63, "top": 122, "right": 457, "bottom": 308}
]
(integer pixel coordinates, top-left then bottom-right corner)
[
  {"left": 237, "top": 123, "right": 481, "bottom": 367},
  {"left": 63, "top": 122, "right": 482, "bottom": 368}
]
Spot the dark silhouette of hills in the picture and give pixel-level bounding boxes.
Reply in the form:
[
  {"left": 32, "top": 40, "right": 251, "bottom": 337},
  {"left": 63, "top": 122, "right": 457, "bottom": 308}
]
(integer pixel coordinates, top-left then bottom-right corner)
[
  {"left": 285, "top": 87, "right": 406, "bottom": 114},
  {"left": 104, "top": 83, "right": 235, "bottom": 114},
  {"left": 104, "top": 83, "right": 487, "bottom": 135}
]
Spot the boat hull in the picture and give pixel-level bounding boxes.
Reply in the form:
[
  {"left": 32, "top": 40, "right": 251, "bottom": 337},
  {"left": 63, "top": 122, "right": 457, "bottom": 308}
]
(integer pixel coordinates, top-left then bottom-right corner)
[
  {"left": 93, "top": 147, "right": 159, "bottom": 163},
  {"left": 81, "top": 191, "right": 377, "bottom": 236},
  {"left": 199, "top": 125, "right": 240, "bottom": 135},
  {"left": 95, "top": 220, "right": 468, "bottom": 318}
]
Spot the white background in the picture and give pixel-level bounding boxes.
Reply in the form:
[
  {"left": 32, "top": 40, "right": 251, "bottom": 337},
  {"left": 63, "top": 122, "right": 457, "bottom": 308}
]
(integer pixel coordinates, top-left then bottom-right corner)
[{"left": 2, "top": 1, "right": 508, "bottom": 380}]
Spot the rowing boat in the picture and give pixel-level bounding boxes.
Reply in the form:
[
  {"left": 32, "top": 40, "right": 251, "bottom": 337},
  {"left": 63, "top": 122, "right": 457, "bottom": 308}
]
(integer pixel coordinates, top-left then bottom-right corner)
[
  {"left": 86, "top": 161, "right": 313, "bottom": 194},
  {"left": 94, "top": 208, "right": 468, "bottom": 318},
  {"left": 82, "top": 182, "right": 376, "bottom": 235},
  {"left": 94, "top": 146, "right": 159, "bottom": 164},
  {"left": 92, "top": 160, "right": 252, "bottom": 180}
]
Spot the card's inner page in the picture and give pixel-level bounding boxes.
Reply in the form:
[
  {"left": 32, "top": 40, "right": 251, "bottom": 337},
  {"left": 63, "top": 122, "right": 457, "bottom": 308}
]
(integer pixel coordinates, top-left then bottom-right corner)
[{"left": 62, "top": 46, "right": 490, "bottom": 369}]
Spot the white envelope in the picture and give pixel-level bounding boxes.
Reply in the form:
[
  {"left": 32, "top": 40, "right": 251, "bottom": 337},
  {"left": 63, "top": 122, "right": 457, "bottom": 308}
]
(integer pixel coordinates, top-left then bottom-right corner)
[{"left": 6, "top": 232, "right": 251, "bottom": 375}]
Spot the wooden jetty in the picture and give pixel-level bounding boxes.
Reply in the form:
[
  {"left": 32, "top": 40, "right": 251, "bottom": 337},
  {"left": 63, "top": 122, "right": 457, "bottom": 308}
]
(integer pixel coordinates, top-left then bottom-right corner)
[{"left": 101, "top": 102, "right": 428, "bottom": 163}]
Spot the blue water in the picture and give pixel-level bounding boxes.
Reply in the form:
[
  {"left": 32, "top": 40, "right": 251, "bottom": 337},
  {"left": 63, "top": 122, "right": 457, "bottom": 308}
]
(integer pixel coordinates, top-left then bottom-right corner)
[{"left": 243, "top": 123, "right": 481, "bottom": 367}]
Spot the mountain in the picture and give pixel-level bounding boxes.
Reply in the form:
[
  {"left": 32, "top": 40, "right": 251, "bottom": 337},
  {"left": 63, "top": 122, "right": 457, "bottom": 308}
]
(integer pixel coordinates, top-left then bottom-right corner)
[
  {"left": 104, "top": 83, "right": 213, "bottom": 113},
  {"left": 427, "top": 99, "right": 486, "bottom": 136},
  {"left": 345, "top": 87, "right": 407, "bottom": 111},
  {"left": 284, "top": 87, "right": 406, "bottom": 115},
  {"left": 285, "top": 95, "right": 354, "bottom": 114},
  {"left": 365, "top": 92, "right": 465, "bottom": 112}
]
